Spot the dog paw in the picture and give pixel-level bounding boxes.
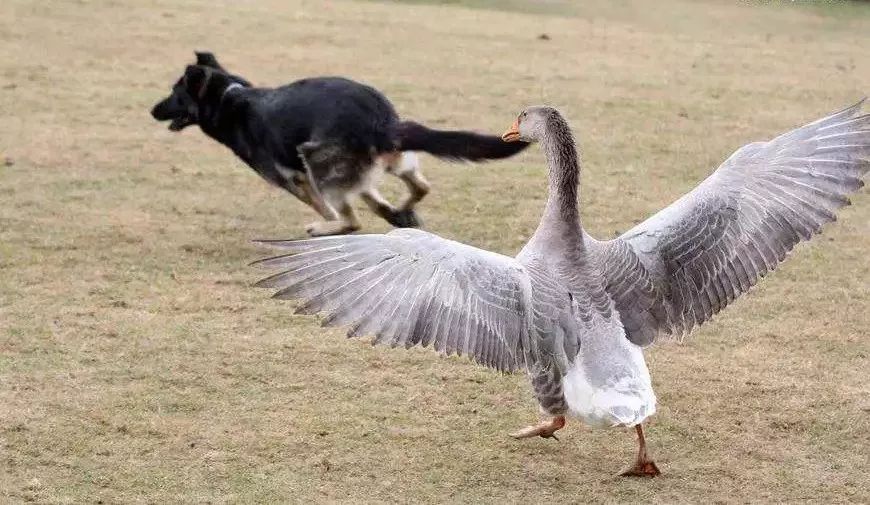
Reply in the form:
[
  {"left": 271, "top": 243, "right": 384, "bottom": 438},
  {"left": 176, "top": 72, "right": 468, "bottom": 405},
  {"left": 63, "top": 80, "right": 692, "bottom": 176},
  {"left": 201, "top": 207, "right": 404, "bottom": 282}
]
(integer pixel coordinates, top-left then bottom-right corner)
[
  {"left": 306, "top": 221, "right": 359, "bottom": 237},
  {"left": 306, "top": 222, "right": 334, "bottom": 237},
  {"left": 388, "top": 209, "right": 422, "bottom": 228}
]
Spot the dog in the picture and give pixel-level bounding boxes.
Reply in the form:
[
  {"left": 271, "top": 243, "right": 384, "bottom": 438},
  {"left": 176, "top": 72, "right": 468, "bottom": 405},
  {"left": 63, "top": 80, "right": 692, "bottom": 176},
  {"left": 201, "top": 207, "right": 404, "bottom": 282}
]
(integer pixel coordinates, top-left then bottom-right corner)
[{"left": 151, "top": 51, "right": 528, "bottom": 236}]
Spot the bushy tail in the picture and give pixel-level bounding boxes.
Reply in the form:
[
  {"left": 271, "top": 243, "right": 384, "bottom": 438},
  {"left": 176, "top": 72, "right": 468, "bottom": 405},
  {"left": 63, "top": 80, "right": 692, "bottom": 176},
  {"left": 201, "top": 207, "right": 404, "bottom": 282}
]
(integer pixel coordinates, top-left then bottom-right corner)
[{"left": 395, "top": 120, "right": 529, "bottom": 161}]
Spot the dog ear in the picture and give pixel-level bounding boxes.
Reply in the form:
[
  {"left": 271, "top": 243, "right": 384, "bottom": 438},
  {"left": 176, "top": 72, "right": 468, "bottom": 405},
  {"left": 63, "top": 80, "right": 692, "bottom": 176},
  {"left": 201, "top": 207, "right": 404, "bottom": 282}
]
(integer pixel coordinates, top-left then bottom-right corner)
[
  {"left": 194, "top": 51, "right": 225, "bottom": 70},
  {"left": 183, "top": 65, "right": 210, "bottom": 96},
  {"left": 184, "top": 64, "right": 206, "bottom": 80}
]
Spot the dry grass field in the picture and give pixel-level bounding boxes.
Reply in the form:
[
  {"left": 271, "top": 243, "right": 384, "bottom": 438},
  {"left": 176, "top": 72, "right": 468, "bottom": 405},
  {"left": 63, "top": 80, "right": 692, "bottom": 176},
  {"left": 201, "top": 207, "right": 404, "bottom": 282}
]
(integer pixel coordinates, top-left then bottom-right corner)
[{"left": 1, "top": 0, "right": 869, "bottom": 503}]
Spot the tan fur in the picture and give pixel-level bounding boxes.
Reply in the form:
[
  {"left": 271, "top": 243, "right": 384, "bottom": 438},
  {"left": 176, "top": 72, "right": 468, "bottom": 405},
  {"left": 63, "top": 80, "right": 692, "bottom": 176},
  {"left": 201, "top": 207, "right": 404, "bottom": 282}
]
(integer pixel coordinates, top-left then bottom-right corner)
[{"left": 302, "top": 150, "right": 430, "bottom": 236}]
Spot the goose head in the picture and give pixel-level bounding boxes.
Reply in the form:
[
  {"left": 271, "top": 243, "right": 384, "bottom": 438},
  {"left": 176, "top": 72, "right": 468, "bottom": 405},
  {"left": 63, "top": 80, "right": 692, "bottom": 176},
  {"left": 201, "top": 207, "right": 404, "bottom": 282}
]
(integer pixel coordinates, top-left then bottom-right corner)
[{"left": 502, "top": 106, "right": 558, "bottom": 143}]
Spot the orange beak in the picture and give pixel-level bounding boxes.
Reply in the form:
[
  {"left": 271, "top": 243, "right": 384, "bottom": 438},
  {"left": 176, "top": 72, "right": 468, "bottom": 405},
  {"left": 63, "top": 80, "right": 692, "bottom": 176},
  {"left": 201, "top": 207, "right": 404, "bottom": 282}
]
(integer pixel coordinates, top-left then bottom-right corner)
[{"left": 502, "top": 119, "right": 521, "bottom": 142}]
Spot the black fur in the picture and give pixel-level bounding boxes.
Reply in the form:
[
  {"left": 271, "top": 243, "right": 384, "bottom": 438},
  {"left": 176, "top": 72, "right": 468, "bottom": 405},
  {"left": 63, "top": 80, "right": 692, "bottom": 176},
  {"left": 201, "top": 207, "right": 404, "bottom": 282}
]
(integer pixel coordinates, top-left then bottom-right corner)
[
  {"left": 151, "top": 51, "right": 528, "bottom": 230},
  {"left": 396, "top": 121, "right": 528, "bottom": 161}
]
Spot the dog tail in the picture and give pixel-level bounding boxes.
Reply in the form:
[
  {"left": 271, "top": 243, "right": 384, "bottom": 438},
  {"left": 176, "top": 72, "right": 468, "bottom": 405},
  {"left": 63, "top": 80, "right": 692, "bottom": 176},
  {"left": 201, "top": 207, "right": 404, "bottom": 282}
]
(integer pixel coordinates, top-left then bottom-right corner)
[{"left": 395, "top": 121, "right": 529, "bottom": 161}]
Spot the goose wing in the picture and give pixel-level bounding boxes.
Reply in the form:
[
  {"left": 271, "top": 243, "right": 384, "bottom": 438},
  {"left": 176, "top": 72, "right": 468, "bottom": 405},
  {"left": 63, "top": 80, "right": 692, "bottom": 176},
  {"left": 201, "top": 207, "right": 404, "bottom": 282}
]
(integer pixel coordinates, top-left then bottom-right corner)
[
  {"left": 598, "top": 100, "right": 869, "bottom": 346},
  {"left": 253, "top": 228, "right": 541, "bottom": 372}
]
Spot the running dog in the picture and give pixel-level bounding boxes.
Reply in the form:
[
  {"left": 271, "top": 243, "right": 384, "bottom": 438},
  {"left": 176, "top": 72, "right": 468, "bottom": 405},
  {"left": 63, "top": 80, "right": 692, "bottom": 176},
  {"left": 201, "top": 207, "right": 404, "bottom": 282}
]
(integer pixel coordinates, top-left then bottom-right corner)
[{"left": 151, "top": 52, "right": 528, "bottom": 235}]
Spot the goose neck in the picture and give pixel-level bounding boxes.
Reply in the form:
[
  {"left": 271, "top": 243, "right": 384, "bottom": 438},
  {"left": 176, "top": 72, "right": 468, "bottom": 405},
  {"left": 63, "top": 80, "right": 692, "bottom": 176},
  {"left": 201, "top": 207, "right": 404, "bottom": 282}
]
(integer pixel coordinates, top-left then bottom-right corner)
[{"left": 540, "top": 125, "right": 581, "bottom": 226}]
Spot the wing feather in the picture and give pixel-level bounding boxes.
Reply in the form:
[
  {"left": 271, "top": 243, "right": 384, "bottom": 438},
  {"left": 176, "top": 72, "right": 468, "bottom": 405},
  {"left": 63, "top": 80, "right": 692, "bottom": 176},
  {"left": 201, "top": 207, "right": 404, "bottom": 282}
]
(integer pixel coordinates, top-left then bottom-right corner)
[
  {"left": 595, "top": 100, "right": 869, "bottom": 345},
  {"left": 253, "top": 229, "right": 538, "bottom": 372}
]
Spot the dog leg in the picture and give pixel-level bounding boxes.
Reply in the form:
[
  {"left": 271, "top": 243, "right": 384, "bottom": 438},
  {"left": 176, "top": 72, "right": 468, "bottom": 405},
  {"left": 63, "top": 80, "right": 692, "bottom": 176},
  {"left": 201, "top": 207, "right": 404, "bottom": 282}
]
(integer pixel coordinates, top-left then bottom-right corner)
[
  {"left": 387, "top": 152, "right": 430, "bottom": 212},
  {"left": 296, "top": 142, "right": 341, "bottom": 222},
  {"left": 360, "top": 189, "right": 421, "bottom": 228},
  {"left": 360, "top": 188, "right": 397, "bottom": 219},
  {"left": 397, "top": 170, "right": 431, "bottom": 212},
  {"left": 253, "top": 158, "right": 331, "bottom": 220},
  {"left": 298, "top": 177, "right": 337, "bottom": 222},
  {"left": 305, "top": 195, "right": 360, "bottom": 237},
  {"left": 298, "top": 177, "right": 338, "bottom": 221},
  {"left": 284, "top": 181, "right": 312, "bottom": 206},
  {"left": 275, "top": 168, "right": 314, "bottom": 207}
]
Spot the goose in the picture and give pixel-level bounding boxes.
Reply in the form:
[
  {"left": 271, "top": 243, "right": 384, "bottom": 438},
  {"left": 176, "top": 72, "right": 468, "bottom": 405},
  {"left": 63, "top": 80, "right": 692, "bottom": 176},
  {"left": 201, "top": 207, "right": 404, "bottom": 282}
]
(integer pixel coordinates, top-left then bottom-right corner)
[{"left": 252, "top": 101, "right": 869, "bottom": 476}]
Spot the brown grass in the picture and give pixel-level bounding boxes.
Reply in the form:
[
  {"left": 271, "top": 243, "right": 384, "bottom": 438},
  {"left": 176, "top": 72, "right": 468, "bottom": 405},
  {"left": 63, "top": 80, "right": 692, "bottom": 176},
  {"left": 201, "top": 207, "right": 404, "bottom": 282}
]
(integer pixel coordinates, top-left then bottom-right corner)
[{"left": 1, "top": 0, "right": 868, "bottom": 503}]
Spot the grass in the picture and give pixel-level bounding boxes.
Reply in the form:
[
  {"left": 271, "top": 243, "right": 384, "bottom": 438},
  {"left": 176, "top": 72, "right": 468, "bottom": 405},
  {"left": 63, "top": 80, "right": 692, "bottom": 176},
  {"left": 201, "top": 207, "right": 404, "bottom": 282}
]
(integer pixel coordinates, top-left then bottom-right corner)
[{"left": 1, "top": 0, "right": 868, "bottom": 503}]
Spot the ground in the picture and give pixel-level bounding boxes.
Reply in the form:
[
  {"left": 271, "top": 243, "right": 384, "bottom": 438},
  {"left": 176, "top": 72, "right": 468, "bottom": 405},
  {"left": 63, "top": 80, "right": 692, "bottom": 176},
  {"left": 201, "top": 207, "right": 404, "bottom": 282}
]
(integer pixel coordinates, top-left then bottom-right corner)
[{"left": 1, "top": 0, "right": 868, "bottom": 503}]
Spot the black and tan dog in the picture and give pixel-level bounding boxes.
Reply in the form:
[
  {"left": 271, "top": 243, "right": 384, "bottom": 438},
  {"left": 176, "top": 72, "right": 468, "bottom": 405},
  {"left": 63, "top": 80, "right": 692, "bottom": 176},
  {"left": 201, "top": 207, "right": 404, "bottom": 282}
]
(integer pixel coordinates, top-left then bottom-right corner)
[{"left": 151, "top": 52, "right": 528, "bottom": 236}]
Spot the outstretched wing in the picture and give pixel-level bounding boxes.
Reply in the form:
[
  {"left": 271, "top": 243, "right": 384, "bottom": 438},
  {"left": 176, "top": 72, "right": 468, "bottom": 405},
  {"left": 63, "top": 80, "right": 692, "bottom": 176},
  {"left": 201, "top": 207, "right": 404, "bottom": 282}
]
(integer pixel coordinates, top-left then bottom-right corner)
[
  {"left": 252, "top": 229, "right": 535, "bottom": 372},
  {"left": 597, "top": 100, "right": 869, "bottom": 345}
]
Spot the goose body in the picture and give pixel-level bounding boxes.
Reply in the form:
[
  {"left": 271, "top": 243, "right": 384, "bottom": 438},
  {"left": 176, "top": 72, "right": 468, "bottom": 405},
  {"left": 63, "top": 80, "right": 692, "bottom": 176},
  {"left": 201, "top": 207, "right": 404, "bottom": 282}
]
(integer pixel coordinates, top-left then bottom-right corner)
[
  {"left": 515, "top": 237, "right": 656, "bottom": 429},
  {"left": 254, "top": 101, "right": 869, "bottom": 475},
  {"left": 560, "top": 320, "right": 654, "bottom": 428}
]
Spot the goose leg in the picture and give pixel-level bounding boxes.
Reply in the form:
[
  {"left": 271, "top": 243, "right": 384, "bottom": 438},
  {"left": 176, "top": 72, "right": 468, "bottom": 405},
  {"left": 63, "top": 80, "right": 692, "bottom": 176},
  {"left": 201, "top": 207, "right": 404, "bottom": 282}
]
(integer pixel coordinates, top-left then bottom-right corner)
[
  {"left": 510, "top": 415, "right": 565, "bottom": 440},
  {"left": 619, "top": 424, "right": 660, "bottom": 477}
]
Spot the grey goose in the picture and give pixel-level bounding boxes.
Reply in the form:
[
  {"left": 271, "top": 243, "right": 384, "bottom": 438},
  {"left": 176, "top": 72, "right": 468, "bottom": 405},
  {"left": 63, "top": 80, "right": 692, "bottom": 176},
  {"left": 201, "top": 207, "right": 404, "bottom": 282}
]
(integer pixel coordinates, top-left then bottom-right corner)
[{"left": 253, "top": 101, "right": 868, "bottom": 476}]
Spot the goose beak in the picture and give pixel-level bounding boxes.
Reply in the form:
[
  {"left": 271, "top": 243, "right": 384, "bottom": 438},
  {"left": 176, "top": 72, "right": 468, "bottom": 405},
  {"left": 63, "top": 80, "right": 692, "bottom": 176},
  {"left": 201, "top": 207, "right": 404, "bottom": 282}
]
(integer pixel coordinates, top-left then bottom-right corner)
[{"left": 502, "top": 119, "right": 521, "bottom": 142}]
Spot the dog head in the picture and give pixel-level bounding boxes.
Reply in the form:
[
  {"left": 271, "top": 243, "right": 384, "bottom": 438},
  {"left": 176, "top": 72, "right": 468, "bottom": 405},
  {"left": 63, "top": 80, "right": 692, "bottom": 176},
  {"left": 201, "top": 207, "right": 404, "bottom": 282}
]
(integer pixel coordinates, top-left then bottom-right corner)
[{"left": 151, "top": 51, "right": 250, "bottom": 131}]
